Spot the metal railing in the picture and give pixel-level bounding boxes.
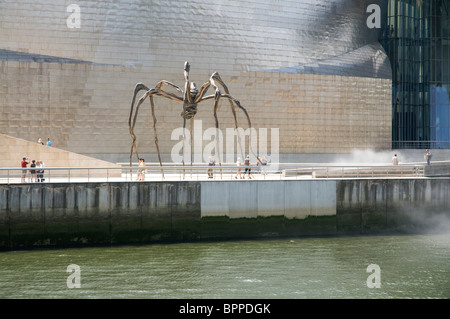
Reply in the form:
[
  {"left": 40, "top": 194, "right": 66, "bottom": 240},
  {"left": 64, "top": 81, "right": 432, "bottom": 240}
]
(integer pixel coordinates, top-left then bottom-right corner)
[
  {"left": 392, "top": 140, "right": 450, "bottom": 149},
  {"left": 282, "top": 164, "right": 424, "bottom": 179},
  {"left": 0, "top": 162, "right": 425, "bottom": 184}
]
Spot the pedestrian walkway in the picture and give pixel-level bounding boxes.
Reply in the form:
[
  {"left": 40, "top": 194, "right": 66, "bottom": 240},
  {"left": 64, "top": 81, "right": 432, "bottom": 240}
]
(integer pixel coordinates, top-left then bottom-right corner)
[{"left": 0, "top": 162, "right": 428, "bottom": 184}]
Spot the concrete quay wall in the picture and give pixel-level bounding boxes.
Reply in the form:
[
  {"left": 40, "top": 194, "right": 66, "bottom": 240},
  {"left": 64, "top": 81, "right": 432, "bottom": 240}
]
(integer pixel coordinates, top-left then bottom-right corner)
[{"left": 0, "top": 179, "right": 449, "bottom": 250}]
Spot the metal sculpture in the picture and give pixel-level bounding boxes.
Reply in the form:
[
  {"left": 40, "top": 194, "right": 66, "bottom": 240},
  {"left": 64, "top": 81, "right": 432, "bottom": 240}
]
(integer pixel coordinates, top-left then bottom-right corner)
[{"left": 129, "top": 61, "right": 258, "bottom": 178}]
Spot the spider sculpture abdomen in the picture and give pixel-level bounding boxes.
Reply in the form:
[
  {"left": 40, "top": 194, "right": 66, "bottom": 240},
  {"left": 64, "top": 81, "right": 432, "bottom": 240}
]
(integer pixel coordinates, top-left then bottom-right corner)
[{"left": 181, "top": 104, "right": 198, "bottom": 120}]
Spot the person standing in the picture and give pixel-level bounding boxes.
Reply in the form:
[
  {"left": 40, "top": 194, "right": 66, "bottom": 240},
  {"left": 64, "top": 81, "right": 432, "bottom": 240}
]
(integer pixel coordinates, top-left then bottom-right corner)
[
  {"left": 21, "top": 157, "right": 29, "bottom": 183},
  {"left": 235, "top": 157, "right": 242, "bottom": 179},
  {"left": 261, "top": 156, "right": 268, "bottom": 166},
  {"left": 424, "top": 149, "right": 432, "bottom": 165},
  {"left": 207, "top": 156, "right": 215, "bottom": 179},
  {"left": 392, "top": 154, "right": 399, "bottom": 165},
  {"left": 137, "top": 158, "right": 146, "bottom": 181},
  {"left": 37, "top": 160, "right": 45, "bottom": 182},
  {"left": 40, "top": 161, "right": 46, "bottom": 182},
  {"left": 30, "top": 160, "right": 37, "bottom": 182},
  {"left": 46, "top": 137, "right": 52, "bottom": 146},
  {"left": 261, "top": 155, "right": 268, "bottom": 175},
  {"left": 244, "top": 155, "right": 252, "bottom": 179}
]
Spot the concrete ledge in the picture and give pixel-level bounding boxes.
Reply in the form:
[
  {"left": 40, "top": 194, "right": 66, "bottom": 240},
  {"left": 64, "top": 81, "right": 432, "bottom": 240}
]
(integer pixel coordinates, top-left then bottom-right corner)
[
  {"left": 200, "top": 180, "right": 336, "bottom": 219},
  {"left": 1, "top": 178, "right": 449, "bottom": 250},
  {"left": 424, "top": 161, "right": 450, "bottom": 177},
  {"left": 336, "top": 179, "right": 450, "bottom": 234}
]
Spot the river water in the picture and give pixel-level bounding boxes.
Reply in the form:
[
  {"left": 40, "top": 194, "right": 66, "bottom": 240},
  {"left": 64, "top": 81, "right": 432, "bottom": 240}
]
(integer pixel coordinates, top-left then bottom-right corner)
[{"left": 0, "top": 233, "right": 448, "bottom": 299}]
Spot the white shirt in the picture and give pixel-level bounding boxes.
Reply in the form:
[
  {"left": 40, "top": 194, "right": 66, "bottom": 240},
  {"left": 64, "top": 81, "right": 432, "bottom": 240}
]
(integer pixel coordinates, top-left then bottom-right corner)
[{"left": 392, "top": 156, "right": 398, "bottom": 165}]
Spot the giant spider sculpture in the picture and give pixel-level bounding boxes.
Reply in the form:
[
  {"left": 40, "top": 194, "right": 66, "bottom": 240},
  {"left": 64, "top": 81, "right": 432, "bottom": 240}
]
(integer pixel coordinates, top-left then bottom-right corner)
[{"left": 129, "top": 61, "right": 259, "bottom": 178}]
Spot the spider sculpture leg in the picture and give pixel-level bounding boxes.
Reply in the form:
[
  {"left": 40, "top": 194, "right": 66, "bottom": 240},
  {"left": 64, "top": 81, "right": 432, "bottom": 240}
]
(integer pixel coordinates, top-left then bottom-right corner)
[
  {"left": 189, "top": 117, "right": 194, "bottom": 177},
  {"left": 192, "top": 77, "right": 223, "bottom": 178},
  {"left": 149, "top": 95, "right": 164, "bottom": 179},
  {"left": 215, "top": 77, "right": 262, "bottom": 166},
  {"left": 207, "top": 74, "right": 248, "bottom": 163},
  {"left": 129, "top": 82, "right": 183, "bottom": 179},
  {"left": 179, "top": 116, "right": 196, "bottom": 179},
  {"left": 180, "top": 62, "right": 199, "bottom": 179},
  {"left": 221, "top": 93, "right": 263, "bottom": 168},
  {"left": 129, "top": 83, "right": 150, "bottom": 172},
  {"left": 197, "top": 72, "right": 262, "bottom": 174},
  {"left": 181, "top": 117, "right": 187, "bottom": 178}
]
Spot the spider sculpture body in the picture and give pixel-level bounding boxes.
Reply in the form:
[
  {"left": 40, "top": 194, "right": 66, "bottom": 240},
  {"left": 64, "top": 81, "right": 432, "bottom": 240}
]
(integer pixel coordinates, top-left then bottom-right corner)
[{"left": 129, "top": 61, "right": 258, "bottom": 178}]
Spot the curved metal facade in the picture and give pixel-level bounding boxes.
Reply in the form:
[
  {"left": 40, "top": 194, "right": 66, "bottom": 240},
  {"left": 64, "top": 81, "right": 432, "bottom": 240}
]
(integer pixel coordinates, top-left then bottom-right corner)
[
  {"left": 0, "top": 0, "right": 389, "bottom": 75},
  {"left": 0, "top": 0, "right": 392, "bottom": 162}
]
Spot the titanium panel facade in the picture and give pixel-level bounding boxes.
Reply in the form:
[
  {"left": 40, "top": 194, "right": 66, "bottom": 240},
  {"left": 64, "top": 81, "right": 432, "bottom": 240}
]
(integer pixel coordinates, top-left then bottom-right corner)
[{"left": 0, "top": 0, "right": 392, "bottom": 162}]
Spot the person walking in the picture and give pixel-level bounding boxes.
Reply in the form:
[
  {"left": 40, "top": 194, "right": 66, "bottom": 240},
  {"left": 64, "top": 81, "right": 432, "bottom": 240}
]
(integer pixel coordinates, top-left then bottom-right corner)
[{"left": 424, "top": 149, "right": 432, "bottom": 165}]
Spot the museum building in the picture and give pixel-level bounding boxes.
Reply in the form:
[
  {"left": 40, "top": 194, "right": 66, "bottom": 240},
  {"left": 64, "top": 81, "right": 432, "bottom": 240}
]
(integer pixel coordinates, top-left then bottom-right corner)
[{"left": 0, "top": 0, "right": 448, "bottom": 163}]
